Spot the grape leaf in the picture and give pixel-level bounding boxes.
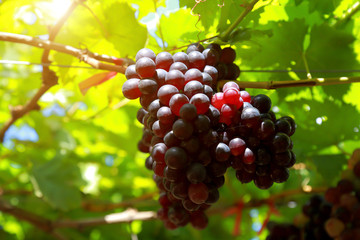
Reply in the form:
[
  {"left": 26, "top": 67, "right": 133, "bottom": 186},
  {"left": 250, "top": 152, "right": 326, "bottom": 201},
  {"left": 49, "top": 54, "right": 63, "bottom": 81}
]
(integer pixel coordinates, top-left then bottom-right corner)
[{"left": 31, "top": 156, "right": 82, "bottom": 211}]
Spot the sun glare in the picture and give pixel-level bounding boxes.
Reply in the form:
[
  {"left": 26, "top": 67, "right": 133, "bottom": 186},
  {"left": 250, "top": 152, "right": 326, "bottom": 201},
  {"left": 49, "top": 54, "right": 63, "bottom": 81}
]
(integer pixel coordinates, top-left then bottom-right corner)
[{"left": 50, "top": 0, "right": 72, "bottom": 19}]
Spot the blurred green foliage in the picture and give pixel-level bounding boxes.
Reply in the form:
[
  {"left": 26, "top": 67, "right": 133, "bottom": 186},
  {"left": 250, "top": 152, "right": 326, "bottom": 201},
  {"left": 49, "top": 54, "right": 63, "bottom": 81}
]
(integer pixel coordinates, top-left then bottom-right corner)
[{"left": 0, "top": 0, "right": 359, "bottom": 239}]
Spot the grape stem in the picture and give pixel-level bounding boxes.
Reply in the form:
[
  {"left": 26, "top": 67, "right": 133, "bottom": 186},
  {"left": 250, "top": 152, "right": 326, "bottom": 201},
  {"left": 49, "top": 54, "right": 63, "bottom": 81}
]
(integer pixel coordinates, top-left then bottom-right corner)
[
  {"left": 220, "top": 0, "right": 260, "bottom": 42},
  {"left": 218, "top": 76, "right": 360, "bottom": 89}
]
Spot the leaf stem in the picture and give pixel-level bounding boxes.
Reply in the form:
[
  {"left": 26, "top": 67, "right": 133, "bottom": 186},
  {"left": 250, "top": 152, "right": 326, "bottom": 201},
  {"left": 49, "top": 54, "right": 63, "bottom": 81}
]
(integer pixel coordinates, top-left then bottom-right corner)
[
  {"left": 220, "top": 0, "right": 260, "bottom": 42},
  {"left": 218, "top": 76, "right": 360, "bottom": 89}
]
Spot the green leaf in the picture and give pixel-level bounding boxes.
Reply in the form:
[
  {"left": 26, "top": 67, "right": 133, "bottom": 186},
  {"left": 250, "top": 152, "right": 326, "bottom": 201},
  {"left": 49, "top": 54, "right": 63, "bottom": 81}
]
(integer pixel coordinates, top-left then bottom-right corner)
[
  {"left": 312, "top": 154, "right": 346, "bottom": 184},
  {"left": 180, "top": 0, "right": 220, "bottom": 30},
  {"left": 31, "top": 156, "right": 82, "bottom": 211},
  {"left": 105, "top": 2, "right": 148, "bottom": 57}
]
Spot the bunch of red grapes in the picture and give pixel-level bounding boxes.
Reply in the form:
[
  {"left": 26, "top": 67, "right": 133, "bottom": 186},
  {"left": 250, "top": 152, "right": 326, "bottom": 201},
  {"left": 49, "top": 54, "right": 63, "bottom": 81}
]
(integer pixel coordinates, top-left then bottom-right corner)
[
  {"left": 122, "top": 43, "right": 296, "bottom": 229},
  {"left": 267, "top": 155, "right": 360, "bottom": 240}
]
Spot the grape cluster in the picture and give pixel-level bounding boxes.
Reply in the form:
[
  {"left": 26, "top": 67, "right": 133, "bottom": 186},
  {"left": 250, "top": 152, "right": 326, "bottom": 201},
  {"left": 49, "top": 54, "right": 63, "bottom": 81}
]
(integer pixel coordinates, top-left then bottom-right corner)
[
  {"left": 211, "top": 83, "right": 296, "bottom": 189},
  {"left": 266, "top": 222, "right": 301, "bottom": 240},
  {"left": 267, "top": 150, "right": 360, "bottom": 240},
  {"left": 121, "top": 43, "right": 296, "bottom": 229}
]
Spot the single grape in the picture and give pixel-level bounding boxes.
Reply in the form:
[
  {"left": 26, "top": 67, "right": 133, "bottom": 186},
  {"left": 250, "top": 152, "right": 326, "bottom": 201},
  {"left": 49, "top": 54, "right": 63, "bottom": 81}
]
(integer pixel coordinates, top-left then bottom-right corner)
[
  {"left": 241, "top": 107, "right": 261, "bottom": 128},
  {"left": 165, "top": 147, "right": 188, "bottom": 169},
  {"left": 164, "top": 166, "right": 184, "bottom": 182},
  {"left": 184, "top": 80, "right": 204, "bottom": 99},
  {"left": 243, "top": 148, "right": 255, "bottom": 164},
  {"left": 186, "top": 43, "right": 204, "bottom": 54},
  {"left": 145, "top": 156, "right": 154, "bottom": 170},
  {"left": 157, "top": 106, "right": 176, "bottom": 124},
  {"left": 190, "top": 211, "right": 208, "bottom": 229},
  {"left": 122, "top": 78, "right": 142, "bottom": 99},
  {"left": 173, "top": 52, "right": 190, "bottom": 67},
  {"left": 169, "top": 62, "right": 188, "bottom": 74},
  {"left": 190, "top": 93, "right": 210, "bottom": 114},
  {"left": 221, "top": 104, "right": 237, "bottom": 118},
  {"left": 202, "top": 48, "right": 219, "bottom": 66},
  {"left": 222, "top": 81, "right": 240, "bottom": 91},
  {"left": 202, "top": 72, "right": 213, "bottom": 86},
  {"left": 206, "top": 188, "right": 220, "bottom": 204},
  {"left": 125, "top": 64, "right": 139, "bottom": 79},
  {"left": 236, "top": 170, "right": 254, "bottom": 183},
  {"left": 219, "top": 47, "right": 236, "bottom": 64},
  {"left": 206, "top": 43, "right": 221, "bottom": 54},
  {"left": 188, "top": 51, "right": 206, "bottom": 70},
  {"left": 140, "top": 92, "right": 157, "bottom": 110},
  {"left": 169, "top": 93, "right": 189, "bottom": 116},
  {"left": 182, "top": 198, "right": 201, "bottom": 211},
  {"left": 207, "top": 161, "right": 227, "bottom": 177},
  {"left": 186, "top": 162, "right": 207, "bottom": 184},
  {"left": 275, "top": 118, "right": 292, "bottom": 135},
  {"left": 254, "top": 175, "right": 273, "bottom": 189},
  {"left": 203, "top": 85, "right": 214, "bottom": 100},
  {"left": 148, "top": 99, "right": 162, "bottom": 117},
  {"left": 172, "top": 119, "right": 194, "bottom": 140},
  {"left": 136, "top": 108, "right": 148, "bottom": 123},
  {"left": 272, "top": 133, "right": 291, "bottom": 153},
  {"left": 216, "top": 62, "right": 227, "bottom": 80},
  {"left": 240, "top": 90, "right": 251, "bottom": 103},
  {"left": 188, "top": 183, "right": 209, "bottom": 204},
  {"left": 281, "top": 116, "right": 296, "bottom": 136},
  {"left": 171, "top": 181, "right": 189, "bottom": 200},
  {"left": 155, "top": 52, "right": 173, "bottom": 71},
  {"left": 136, "top": 57, "right": 156, "bottom": 78},
  {"left": 211, "top": 92, "right": 225, "bottom": 110},
  {"left": 152, "top": 160, "right": 166, "bottom": 176},
  {"left": 215, "top": 143, "right": 231, "bottom": 162},
  {"left": 258, "top": 119, "right": 276, "bottom": 140},
  {"left": 179, "top": 103, "right": 198, "bottom": 122},
  {"left": 165, "top": 70, "right": 185, "bottom": 90},
  {"left": 151, "top": 143, "right": 168, "bottom": 163},
  {"left": 185, "top": 68, "right": 203, "bottom": 84},
  {"left": 135, "top": 48, "right": 156, "bottom": 61},
  {"left": 251, "top": 94, "right": 272, "bottom": 113},
  {"left": 152, "top": 120, "right": 171, "bottom": 138},
  {"left": 225, "top": 63, "right": 240, "bottom": 80},
  {"left": 203, "top": 65, "right": 218, "bottom": 82},
  {"left": 164, "top": 131, "right": 181, "bottom": 147},
  {"left": 229, "top": 138, "right": 246, "bottom": 156},
  {"left": 223, "top": 88, "right": 240, "bottom": 105},
  {"left": 155, "top": 68, "right": 166, "bottom": 86},
  {"left": 157, "top": 84, "right": 179, "bottom": 106}
]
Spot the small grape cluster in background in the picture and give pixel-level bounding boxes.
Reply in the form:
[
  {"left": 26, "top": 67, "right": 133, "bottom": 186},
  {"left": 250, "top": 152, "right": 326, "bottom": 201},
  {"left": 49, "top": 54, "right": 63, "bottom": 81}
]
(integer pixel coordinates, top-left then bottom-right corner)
[
  {"left": 266, "top": 149, "right": 360, "bottom": 240},
  {"left": 121, "top": 43, "right": 296, "bottom": 230}
]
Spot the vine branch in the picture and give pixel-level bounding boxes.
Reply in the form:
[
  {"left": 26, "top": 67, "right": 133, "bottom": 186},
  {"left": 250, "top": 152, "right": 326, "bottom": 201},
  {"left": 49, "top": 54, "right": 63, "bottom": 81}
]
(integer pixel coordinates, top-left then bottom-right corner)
[
  {"left": 0, "top": 32, "right": 132, "bottom": 72},
  {"left": 218, "top": 76, "right": 360, "bottom": 89},
  {"left": 220, "top": 0, "right": 260, "bottom": 42}
]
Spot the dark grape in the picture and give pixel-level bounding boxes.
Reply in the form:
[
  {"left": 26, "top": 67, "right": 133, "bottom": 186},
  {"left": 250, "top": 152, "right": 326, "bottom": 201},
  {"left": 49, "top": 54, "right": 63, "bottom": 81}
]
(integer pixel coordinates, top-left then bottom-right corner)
[
  {"left": 188, "top": 51, "right": 206, "bottom": 70},
  {"left": 179, "top": 103, "right": 198, "bottom": 122},
  {"left": 135, "top": 48, "right": 156, "bottom": 61},
  {"left": 169, "top": 93, "right": 189, "bottom": 116},
  {"left": 125, "top": 64, "right": 139, "bottom": 79},
  {"left": 122, "top": 78, "right": 142, "bottom": 99},
  {"left": 169, "top": 62, "right": 188, "bottom": 74},
  {"left": 157, "top": 84, "right": 179, "bottom": 106},
  {"left": 157, "top": 106, "right": 176, "bottom": 124},
  {"left": 165, "top": 70, "right": 185, "bottom": 90},
  {"left": 173, "top": 52, "right": 190, "bottom": 67},
  {"left": 186, "top": 43, "right": 204, "bottom": 54},
  {"left": 188, "top": 183, "right": 209, "bottom": 204},
  {"left": 184, "top": 80, "right": 204, "bottom": 99},
  {"left": 219, "top": 47, "right": 236, "bottom": 64},
  {"left": 136, "top": 57, "right": 156, "bottom": 78},
  {"left": 186, "top": 162, "right": 207, "bottom": 183},
  {"left": 172, "top": 119, "right": 194, "bottom": 140},
  {"left": 251, "top": 94, "right": 272, "bottom": 113},
  {"left": 155, "top": 52, "right": 173, "bottom": 71},
  {"left": 215, "top": 143, "right": 231, "bottom": 162},
  {"left": 165, "top": 147, "right": 188, "bottom": 169}
]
